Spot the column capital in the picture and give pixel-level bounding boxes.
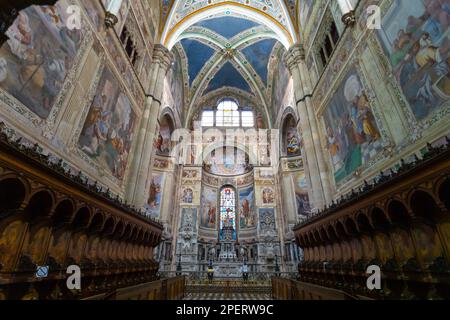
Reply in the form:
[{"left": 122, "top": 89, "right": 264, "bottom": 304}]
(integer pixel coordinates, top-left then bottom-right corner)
[
  {"left": 342, "top": 10, "right": 356, "bottom": 27},
  {"left": 152, "top": 44, "right": 174, "bottom": 73},
  {"left": 283, "top": 43, "right": 305, "bottom": 73}
]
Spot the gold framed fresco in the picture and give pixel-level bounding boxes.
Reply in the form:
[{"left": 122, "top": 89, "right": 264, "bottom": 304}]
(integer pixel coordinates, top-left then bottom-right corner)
[
  {"left": 375, "top": 0, "right": 450, "bottom": 124},
  {"left": 0, "top": 0, "right": 91, "bottom": 127}
]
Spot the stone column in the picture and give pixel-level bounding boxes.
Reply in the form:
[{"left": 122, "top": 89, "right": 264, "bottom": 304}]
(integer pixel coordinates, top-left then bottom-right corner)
[
  {"left": 298, "top": 59, "right": 333, "bottom": 206},
  {"left": 160, "top": 169, "right": 175, "bottom": 223},
  {"left": 284, "top": 44, "right": 332, "bottom": 210},
  {"left": 337, "top": 0, "right": 356, "bottom": 27},
  {"left": 282, "top": 173, "right": 297, "bottom": 224},
  {"left": 125, "top": 45, "right": 173, "bottom": 208}
]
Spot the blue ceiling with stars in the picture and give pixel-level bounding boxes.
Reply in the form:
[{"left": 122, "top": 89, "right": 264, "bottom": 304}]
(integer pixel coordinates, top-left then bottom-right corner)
[
  {"left": 241, "top": 38, "right": 277, "bottom": 85},
  {"left": 205, "top": 62, "right": 251, "bottom": 94},
  {"left": 193, "top": 16, "right": 260, "bottom": 39},
  {"left": 180, "top": 39, "right": 216, "bottom": 86},
  {"left": 176, "top": 14, "right": 281, "bottom": 101}
]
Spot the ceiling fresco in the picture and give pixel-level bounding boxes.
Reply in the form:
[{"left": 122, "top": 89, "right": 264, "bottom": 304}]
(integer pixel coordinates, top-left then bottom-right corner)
[
  {"left": 193, "top": 16, "right": 260, "bottom": 39},
  {"left": 161, "top": 1, "right": 299, "bottom": 127},
  {"left": 162, "top": 0, "right": 295, "bottom": 35},
  {"left": 241, "top": 38, "right": 277, "bottom": 85},
  {"left": 204, "top": 61, "right": 252, "bottom": 94},
  {"left": 180, "top": 39, "right": 216, "bottom": 87}
]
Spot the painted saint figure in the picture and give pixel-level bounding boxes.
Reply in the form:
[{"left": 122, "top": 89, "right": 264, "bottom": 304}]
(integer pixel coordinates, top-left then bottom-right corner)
[{"left": 148, "top": 178, "right": 162, "bottom": 209}]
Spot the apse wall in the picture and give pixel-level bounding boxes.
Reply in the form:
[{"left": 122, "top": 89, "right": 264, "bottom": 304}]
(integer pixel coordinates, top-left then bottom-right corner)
[
  {"left": 172, "top": 149, "right": 284, "bottom": 271},
  {"left": 0, "top": 1, "right": 162, "bottom": 197},
  {"left": 198, "top": 170, "right": 258, "bottom": 241}
]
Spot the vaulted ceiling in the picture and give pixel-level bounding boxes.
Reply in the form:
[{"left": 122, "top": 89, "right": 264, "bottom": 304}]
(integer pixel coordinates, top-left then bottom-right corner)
[
  {"left": 161, "top": 0, "right": 298, "bottom": 47},
  {"left": 160, "top": 1, "right": 300, "bottom": 127}
]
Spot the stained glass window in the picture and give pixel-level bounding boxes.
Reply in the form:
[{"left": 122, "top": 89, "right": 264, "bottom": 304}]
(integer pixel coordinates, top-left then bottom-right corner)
[{"left": 219, "top": 187, "right": 237, "bottom": 241}]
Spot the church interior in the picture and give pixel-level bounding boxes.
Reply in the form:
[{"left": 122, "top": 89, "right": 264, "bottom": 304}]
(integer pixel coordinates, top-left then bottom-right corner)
[{"left": 0, "top": 0, "right": 449, "bottom": 301}]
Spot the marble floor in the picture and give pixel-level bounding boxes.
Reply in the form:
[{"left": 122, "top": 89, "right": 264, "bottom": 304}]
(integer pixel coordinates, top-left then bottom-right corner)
[{"left": 184, "top": 292, "right": 273, "bottom": 300}]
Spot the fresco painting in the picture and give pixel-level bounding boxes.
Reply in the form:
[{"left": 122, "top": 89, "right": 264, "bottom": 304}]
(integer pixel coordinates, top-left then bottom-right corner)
[
  {"left": 239, "top": 186, "right": 256, "bottom": 229},
  {"left": 182, "top": 188, "right": 193, "bottom": 204},
  {"left": 203, "top": 148, "right": 252, "bottom": 176},
  {"left": 241, "top": 39, "right": 276, "bottom": 85},
  {"left": 155, "top": 116, "right": 173, "bottom": 156},
  {"left": 0, "top": 1, "right": 83, "bottom": 119},
  {"left": 323, "top": 70, "right": 382, "bottom": 183},
  {"left": 294, "top": 171, "right": 311, "bottom": 217},
  {"left": 299, "top": 0, "right": 314, "bottom": 29},
  {"left": 285, "top": 116, "right": 301, "bottom": 156},
  {"left": 272, "top": 48, "right": 291, "bottom": 120},
  {"left": 262, "top": 187, "right": 275, "bottom": 204},
  {"left": 287, "top": 127, "right": 301, "bottom": 156},
  {"left": 168, "top": 48, "right": 185, "bottom": 119},
  {"left": 79, "top": 67, "right": 136, "bottom": 180},
  {"left": 377, "top": 0, "right": 450, "bottom": 120},
  {"left": 201, "top": 186, "right": 217, "bottom": 229},
  {"left": 146, "top": 172, "right": 165, "bottom": 217},
  {"left": 80, "top": 0, "right": 104, "bottom": 32}
]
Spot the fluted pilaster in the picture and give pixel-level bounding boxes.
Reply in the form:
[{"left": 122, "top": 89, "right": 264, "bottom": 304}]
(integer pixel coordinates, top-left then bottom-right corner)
[{"left": 284, "top": 43, "right": 332, "bottom": 210}]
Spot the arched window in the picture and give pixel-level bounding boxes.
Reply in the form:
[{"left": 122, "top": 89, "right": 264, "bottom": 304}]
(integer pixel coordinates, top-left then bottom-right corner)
[
  {"left": 216, "top": 99, "right": 239, "bottom": 127},
  {"left": 219, "top": 186, "right": 237, "bottom": 241},
  {"left": 201, "top": 99, "right": 254, "bottom": 128}
]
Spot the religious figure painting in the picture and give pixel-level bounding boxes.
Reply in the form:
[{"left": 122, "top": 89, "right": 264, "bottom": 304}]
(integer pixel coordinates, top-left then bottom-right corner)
[
  {"left": 294, "top": 171, "right": 312, "bottom": 217},
  {"left": 239, "top": 186, "right": 256, "bottom": 229},
  {"left": 262, "top": 187, "right": 275, "bottom": 204},
  {"left": 155, "top": 116, "right": 173, "bottom": 156},
  {"left": 0, "top": 1, "right": 83, "bottom": 119},
  {"left": 145, "top": 172, "right": 165, "bottom": 217},
  {"left": 284, "top": 116, "right": 301, "bottom": 156},
  {"left": 377, "top": 0, "right": 450, "bottom": 120},
  {"left": 182, "top": 188, "right": 193, "bottom": 204},
  {"left": 323, "top": 70, "right": 382, "bottom": 183},
  {"left": 286, "top": 127, "right": 302, "bottom": 156},
  {"left": 79, "top": 67, "right": 136, "bottom": 180},
  {"left": 200, "top": 186, "right": 217, "bottom": 229},
  {"left": 272, "top": 48, "right": 291, "bottom": 120}
]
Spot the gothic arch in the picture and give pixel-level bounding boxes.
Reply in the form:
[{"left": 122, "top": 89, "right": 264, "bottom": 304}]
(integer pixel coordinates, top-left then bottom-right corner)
[{"left": 161, "top": 1, "right": 297, "bottom": 50}]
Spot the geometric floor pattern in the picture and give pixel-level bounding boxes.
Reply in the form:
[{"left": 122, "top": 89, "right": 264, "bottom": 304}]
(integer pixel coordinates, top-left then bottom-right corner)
[{"left": 184, "top": 292, "right": 273, "bottom": 300}]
